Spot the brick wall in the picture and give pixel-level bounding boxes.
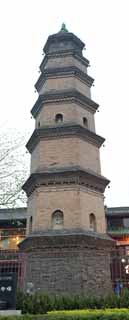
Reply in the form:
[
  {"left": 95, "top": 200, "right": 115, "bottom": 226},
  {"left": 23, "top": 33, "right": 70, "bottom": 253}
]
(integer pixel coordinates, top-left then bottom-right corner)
[
  {"left": 35, "top": 102, "right": 95, "bottom": 132},
  {"left": 39, "top": 77, "right": 91, "bottom": 98},
  {"left": 27, "top": 185, "right": 105, "bottom": 232},
  {"left": 31, "top": 137, "right": 101, "bottom": 174},
  {"left": 80, "top": 188, "right": 106, "bottom": 233},
  {"left": 45, "top": 55, "right": 88, "bottom": 74},
  {"left": 20, "top": 233, "right": 113, "bottom": 296}
]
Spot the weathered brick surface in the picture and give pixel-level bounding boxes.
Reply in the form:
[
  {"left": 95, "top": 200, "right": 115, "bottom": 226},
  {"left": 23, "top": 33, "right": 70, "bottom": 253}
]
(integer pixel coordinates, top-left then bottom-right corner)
[
  {"left": 20, "top": 233, "right": 113, "bottom": 296},
  {"left": 31, "top": 137, "right": 101, "bottom": 174},
  {"left": 45, "top": 56, "right": 88, "bottom": 74},
  {"left": 80, "top": 189, "right": 106, "bottom": 233},
  {"left": 27, "top": 186, "right": 106, "bottom": 233},
  {"left": 27, "top": 187, "right": 81, "bottom": 232},
  {"left": 39, "top": 77, "right": 91, "bottom": 98},
  {"left": 35, "top": 102, "right": 95, "bottom": 131}
]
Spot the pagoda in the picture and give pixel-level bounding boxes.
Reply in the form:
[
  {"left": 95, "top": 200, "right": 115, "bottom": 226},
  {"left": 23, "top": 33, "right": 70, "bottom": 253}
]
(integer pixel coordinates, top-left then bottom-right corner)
[{"left": 20, "top": 25, "right": 114, "bottom": 295}]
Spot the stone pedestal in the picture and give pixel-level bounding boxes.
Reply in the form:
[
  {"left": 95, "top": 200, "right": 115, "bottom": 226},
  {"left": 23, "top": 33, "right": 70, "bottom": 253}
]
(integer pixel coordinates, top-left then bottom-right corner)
[{"left": 20, "top": 229, "right": 115, "bottom": 296}]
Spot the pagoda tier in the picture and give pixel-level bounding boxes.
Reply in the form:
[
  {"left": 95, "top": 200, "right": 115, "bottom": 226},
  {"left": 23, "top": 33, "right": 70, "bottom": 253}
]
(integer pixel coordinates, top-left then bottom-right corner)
[{"left": 31, "top": 90, "right": 98, "bottom": 118}]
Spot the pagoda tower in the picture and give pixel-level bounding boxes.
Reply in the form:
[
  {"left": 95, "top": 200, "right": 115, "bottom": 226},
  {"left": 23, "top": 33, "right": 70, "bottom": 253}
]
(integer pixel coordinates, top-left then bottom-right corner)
[{"left": 21, "top": 25, "right": 114, "bottom": 295}]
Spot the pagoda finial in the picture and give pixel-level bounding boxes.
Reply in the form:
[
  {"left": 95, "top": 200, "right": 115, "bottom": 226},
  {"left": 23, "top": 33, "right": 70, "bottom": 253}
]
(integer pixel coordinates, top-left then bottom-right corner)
[{"left": 60, "top": 23, "right": 68, "bottom": 33}]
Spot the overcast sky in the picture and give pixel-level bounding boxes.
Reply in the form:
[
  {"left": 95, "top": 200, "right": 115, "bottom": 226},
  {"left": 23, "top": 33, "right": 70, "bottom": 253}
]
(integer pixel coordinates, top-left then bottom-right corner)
[{"left": 0, "top": 0, "right": 129, "bottom": 207}]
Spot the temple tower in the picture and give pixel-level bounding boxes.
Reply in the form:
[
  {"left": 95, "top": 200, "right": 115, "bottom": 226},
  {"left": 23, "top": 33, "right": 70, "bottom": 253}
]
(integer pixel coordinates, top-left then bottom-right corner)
[{"left": 21, "top": 25, "right": 114, "bottom": 295}]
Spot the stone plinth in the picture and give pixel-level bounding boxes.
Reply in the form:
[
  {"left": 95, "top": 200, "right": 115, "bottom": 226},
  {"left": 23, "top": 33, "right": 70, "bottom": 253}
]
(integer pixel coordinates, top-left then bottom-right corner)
[{"left": 19, "top": 229, "right": 115, "bottom": 296}]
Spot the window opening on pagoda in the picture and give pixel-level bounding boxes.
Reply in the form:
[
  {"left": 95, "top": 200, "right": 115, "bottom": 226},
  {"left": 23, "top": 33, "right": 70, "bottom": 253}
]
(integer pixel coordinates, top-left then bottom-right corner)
[
  {"left": 55, "top": 114, "right": 63, "bottom": 123},
  {"left": 83, "top": 117, "right": 88, "bottom": 127},
  {"left": 89, "top": 213, "right": 96, "bottom": 231},
  {"left": 52, "top": 210, "right": 64, "bottom": 229},
  {"left": 29, "top": 216, "right": 33, "bottom": 233},
  {"left": 38, "top": 121, "right": 40, "bottom": 128}
]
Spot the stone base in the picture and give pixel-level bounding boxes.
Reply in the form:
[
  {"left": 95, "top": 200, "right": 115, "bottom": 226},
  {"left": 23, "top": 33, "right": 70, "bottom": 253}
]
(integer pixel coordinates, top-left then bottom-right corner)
[
  {"left": 0, "top": 310, "right": 21, "bottom": 316},
  {"left": 19, "top": 229, "right": 115, "bottom": 296}
]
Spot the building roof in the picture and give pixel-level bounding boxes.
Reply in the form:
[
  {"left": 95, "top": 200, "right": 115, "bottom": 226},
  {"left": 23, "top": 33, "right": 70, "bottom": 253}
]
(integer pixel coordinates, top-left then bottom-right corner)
[
  {"left": 106, "top": 207, "right": 129, "bottom": 217},
  {"left": 0, "top": 207, "right": 27, "bottom": 221},
  {"left": 43, "top": 29, "right": 85, "bottom": 55}
]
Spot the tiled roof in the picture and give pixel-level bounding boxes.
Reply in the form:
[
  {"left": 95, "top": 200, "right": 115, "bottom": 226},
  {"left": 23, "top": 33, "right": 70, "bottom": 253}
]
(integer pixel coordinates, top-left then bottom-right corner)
[
  {"left": 106, "top": 207, "right": 129, "bottom": 217},
  {"left": 0, "top": 207, "right": 27, "bottom": 220}
]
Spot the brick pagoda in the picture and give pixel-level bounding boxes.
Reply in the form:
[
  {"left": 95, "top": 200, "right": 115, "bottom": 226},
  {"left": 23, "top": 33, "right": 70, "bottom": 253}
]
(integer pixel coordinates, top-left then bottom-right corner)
[{"left": 20, "top": 24, "right": 114, "bottom": 295}]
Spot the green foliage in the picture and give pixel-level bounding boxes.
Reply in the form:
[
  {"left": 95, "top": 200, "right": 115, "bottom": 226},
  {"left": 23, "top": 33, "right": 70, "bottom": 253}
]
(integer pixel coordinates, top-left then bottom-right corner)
[
  {"left": 119, "top": 288, "right": 129, "bottom": 308},
  {"left": 2, "top": 311, "right": 129, "bottom": 320},
  {"left": 16, "top": 288, "right": 129, "bottom": 315},
  {"left": 103, "top": 293, "right": 120, "bottom": 309}
]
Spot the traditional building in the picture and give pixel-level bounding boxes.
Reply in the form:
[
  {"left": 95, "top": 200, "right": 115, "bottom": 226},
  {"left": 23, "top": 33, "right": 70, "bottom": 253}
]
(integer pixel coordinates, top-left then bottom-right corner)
[
  {"left": 20, "top": 25, "right": 114, "bottom": 295},
  {"left": 0, "top": 207, "right": 26, "bottom": 250},
  {"left": 106, "top": 207, "right": 129, "bottom": 289},
  {"left": 0, "top": 207, "right": 27, "bottom": 287}
]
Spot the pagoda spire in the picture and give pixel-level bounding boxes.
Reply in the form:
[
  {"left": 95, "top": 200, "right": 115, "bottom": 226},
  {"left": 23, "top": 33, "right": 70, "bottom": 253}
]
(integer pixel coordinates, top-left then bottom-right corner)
[{"left": 60, "top": 23, "right": 68, "bottom": 32}]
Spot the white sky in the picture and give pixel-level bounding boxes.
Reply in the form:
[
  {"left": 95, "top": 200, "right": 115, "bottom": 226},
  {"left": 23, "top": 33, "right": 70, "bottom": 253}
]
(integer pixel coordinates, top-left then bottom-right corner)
[{"left": 0, "top": 0, "right": 129, "bottom": 207}]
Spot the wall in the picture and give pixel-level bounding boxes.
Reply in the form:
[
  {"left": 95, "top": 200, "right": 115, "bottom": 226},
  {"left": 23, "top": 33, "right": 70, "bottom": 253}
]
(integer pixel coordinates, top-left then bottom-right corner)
[
  {"left": 80, "top": 188, "right": 106, "bottom": 233},
  {"left": 29, "top": 187, "right": 81, "bottom": 231},
  {"left": 31, "top": 137, "right": 101, "bottom": 174},
  {"left": 27, "top": 185, "right": 105, "bottom": 233},
  {"left": 39, "top": 77, "right": 91, "bottom": 98},
  {"left": 35, "top": 102, "right": 95, "bottom": 132},
  {"left": 21, "top": 234, "right": 113, "bottom": 296},
  {"left": 44, "top": 55, "right": 88, "bottom": 74}
]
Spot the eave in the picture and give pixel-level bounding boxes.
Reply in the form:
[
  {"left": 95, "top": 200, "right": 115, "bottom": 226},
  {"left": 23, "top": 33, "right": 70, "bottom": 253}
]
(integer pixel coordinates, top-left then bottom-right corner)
[
  {"left": 40, "top": 51, "right": 89, "bottom": 72},
  {"left": 22, "top": 166, "right": 109, "bottom": 197},
  {"left": 26, "top": 124, "right": 105, "bottom": 153},
  {"left": 43, "top": 32, "right": 85, "bottom": 54},
  {"left": 107, "top": 228, "right": 129, "bottom": 236},
  {"left": 35, "top": 66, "right": 94, "bottom": 92},
  {"left": 106, "top": 207, "right": 129, "bottom": 217},
  {"left": 31, "top": 90, "right": 99, "bottom": 118}
]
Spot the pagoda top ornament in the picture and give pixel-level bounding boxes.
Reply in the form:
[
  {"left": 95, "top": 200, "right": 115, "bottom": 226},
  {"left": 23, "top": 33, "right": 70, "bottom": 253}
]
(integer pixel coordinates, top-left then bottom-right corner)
[{"left": 60, "top": 23, "right": 68, "bottom": 33}]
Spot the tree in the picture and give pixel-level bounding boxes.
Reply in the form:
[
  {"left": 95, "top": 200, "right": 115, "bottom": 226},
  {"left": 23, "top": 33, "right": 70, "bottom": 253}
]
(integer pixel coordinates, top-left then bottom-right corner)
[{"left": 0, "top": 128, "right": 29, "bottom": 208}]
